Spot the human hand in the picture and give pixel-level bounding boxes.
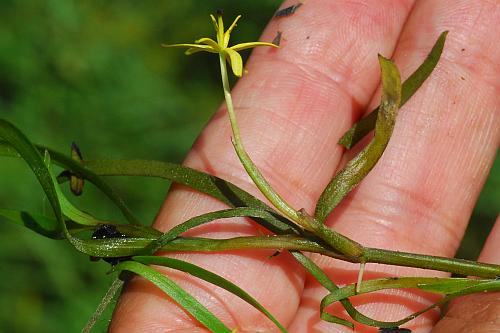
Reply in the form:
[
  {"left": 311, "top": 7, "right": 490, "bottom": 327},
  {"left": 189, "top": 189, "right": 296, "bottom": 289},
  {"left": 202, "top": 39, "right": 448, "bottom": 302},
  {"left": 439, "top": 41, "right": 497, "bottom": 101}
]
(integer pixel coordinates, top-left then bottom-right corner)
[{"left": 110, "top": 1, "right": 500, "bottom": 332}]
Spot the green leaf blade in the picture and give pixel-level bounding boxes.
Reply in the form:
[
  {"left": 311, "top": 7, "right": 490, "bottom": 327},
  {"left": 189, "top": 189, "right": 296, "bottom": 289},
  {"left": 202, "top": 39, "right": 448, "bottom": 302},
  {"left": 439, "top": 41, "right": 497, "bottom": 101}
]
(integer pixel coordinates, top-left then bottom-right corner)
[
  {"left": 339, "top": 31, "right": 448, "bottom": 149},
  {"left": 142, "top": 207, "right": 280, "bottom": 255},
  {"left": 0, "top": 140, "right": 142, "bottom": 225},
  {"left": 0, "top": 208, "right": 62, "bottom": 239},
  {"left": 0, "top": 120, "right": 65, "bottom": 234},
  {"left": 320, "top": 276, "right": 499, "bottom": 328},
  {"left": 315, "top": 56, "right": 402, "bottom": 222},
  {"left": 133, "top": 255, "right": 288, "bottom": 333},
  {"left": 84, "top": 159, "right": 299, "bottom": 235},
  {"left": 113, "top": 260, "right": 232, "bottom": 333}
]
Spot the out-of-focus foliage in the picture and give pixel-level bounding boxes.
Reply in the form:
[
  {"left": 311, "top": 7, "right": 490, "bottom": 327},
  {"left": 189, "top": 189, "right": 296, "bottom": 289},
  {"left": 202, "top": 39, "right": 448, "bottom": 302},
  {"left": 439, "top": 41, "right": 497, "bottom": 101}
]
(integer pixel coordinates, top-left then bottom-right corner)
[
  {"left": 0, "top": 1, "right": 497, "bottom": 332},
  {"left": 0, "top": 1, "right": 277, "bottom": 331}
]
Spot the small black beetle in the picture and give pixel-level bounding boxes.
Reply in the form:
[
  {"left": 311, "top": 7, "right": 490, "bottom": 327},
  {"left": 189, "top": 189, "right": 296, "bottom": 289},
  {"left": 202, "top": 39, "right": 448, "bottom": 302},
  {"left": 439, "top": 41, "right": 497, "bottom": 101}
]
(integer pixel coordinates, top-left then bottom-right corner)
[
  {"left": 92, "top": 224, "right": 126, "bottom": 240},
  {"left": 91, "top": 224, "right": 130, "bottom": 265}
]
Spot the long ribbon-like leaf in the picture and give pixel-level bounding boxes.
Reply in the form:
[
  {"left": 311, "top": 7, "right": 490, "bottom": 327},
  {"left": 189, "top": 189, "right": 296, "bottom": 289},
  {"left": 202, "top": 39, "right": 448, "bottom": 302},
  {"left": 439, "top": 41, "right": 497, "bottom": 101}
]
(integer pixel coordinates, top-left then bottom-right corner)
[
  {"left": 0, "top": 141, "right": 297, "bottom": 235},
  {"left": 315, "top": 56, "right": 402, "bottom": 222},
  {"left": 320, "top": 276, "right": 500, "bottom": 328},
  {"left": 81, "top": 278, "right": 125, "bottom": 333},
  {"left": 338, "top": 31, "right": 448, "bottom": 149},
  {"left": 294, "top": 252, "right": 419, "bottom": 329},
  {"left": 0, "top": 120, "right": 66, "bottom": 233},
  {"left": 113, "top": 261, "right": 232, "bottom": 333},
  {"left": 0, "top": 120, "right": 143, "bottom": 257},
  {"left": 84, "top": 159, "right": 300, "bottom": 235},
  {"left": 0, "top": 208, "right": 64, "bottom": 239},
  {"left": 133, "top": 256, "right": 288, "bottom": 333},
  {"left": 0, "top": 140, "right": 141, "bottom": 225},
  {"left": 141, "top": 207, "right": 283, "bottom": 254}
]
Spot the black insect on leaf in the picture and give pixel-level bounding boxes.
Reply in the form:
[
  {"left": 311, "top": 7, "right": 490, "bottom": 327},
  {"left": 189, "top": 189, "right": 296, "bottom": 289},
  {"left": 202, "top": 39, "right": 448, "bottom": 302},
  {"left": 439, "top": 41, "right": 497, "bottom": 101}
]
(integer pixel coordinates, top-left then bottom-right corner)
[
  {"left": 92, "top": 224, "right": 126, "bottom": 239},
  {"left": 91, "top": 224, "right": 130, "bottom": 265},
  {"left": 379, "top": 328, "right": 412, "bottom": 333},
  {"left": 274, "top": 3, "right": 302, "bottom": 18}
]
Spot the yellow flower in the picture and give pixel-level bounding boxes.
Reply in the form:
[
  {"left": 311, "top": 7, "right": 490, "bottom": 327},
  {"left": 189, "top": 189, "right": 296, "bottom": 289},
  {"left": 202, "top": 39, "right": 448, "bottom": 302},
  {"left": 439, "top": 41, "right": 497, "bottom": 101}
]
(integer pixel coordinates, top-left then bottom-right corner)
[{"left": 162, "top": 12, "right": 277, "bottom": 77}]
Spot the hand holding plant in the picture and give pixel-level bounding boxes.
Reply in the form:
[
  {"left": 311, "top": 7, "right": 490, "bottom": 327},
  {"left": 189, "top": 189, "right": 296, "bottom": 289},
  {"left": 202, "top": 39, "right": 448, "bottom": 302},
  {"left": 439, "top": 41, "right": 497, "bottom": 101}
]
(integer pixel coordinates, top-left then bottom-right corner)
[
  {"left": 109, "top": 2, "right": 500, "bottom": 332},
  {"left": 1, "top": 1, "right": 498, "bottom": 333}
]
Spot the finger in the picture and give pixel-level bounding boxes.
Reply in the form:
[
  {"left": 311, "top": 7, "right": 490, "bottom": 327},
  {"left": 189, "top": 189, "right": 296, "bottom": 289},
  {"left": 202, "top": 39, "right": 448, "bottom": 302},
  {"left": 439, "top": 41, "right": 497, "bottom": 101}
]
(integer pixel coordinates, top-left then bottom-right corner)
[
  {"left": 289, "top": 0, "right": 500, "bottom": 331},
  {"left": 110, "top": 0, "right": 415, "bottom": 331},
  {"left": 431, "top": 215, "right": 500, "bottom": 333}
]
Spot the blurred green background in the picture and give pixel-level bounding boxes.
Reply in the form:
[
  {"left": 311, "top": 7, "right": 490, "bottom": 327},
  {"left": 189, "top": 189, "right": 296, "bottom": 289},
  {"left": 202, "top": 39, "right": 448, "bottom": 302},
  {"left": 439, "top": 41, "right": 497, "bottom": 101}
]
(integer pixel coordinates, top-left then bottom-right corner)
[{"left": 0, "top": 1, "right": 497, "bottom": 332}]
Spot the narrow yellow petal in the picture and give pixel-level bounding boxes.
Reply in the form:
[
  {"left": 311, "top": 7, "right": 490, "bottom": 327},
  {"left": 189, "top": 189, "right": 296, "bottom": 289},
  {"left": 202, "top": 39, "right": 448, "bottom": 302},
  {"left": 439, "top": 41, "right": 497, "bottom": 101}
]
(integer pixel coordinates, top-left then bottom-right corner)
[
  {"left": 210, "top": 14, "right": 218, "bottom": 33},
  {"left": 185, "top": 47, "right": 206, "bottom": 55},
  {"left": 161, "top": 43, "right": 204, "bottom": 49},
  {"left": 224, "top": 15, "right": 242, "bottom": 48},
  {"left": 186, "top": 47, "right": 220, "bottom": 55},
  {"left": 194, "top": 37, "right": 220, "bottom": 51},
  {"left": 217, "top": 14, "right": 225, "bottom": 44},
  {"left": 162, "top": 43, "right": 215, "bottom": 56},
  {"left": 230, "top": 42, "right": 279, "bottom": 52},
  {"left": 225, "top": 49, "right": 243, "bottom": 77}
]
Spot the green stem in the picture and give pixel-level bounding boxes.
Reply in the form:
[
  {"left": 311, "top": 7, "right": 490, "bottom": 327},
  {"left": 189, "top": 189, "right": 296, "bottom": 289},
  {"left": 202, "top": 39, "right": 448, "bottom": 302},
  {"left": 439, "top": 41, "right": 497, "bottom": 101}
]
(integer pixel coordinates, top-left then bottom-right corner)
[
  {"left": 363, "top": 247, "right": 500, "bottom": 279},
  {"left": 90, "top": 235, "right": 500, "bottom": 279},
  {"left": 218, "top": 54, "right": 301, "bottom": 224},
  {"left": 157, "top": 237, "right": 498, "bottom": 278},
  {"left": 217, "top": 54, "right": 364, "bottom": 259},
  {"left": 161, "top": 235, "right": 343, "bottom": 258}
]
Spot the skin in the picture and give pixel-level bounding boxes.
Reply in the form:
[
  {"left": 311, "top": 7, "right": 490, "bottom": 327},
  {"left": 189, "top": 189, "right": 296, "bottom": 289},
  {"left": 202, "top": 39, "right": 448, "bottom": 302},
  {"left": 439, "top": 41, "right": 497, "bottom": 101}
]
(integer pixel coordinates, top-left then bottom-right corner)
[{"left": 110, "top": 0, "right": 500, "bottom": 332}]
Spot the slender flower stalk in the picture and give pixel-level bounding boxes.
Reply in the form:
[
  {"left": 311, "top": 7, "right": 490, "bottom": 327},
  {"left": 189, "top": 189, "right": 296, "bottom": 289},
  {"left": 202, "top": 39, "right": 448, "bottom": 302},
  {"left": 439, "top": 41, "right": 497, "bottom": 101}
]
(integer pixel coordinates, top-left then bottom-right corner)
[
  {"left": 163, "top": 12, "right": 366, "bottom": 260},
  {"left": 163, "top": 13, "right": 305, "bottom": 225}
]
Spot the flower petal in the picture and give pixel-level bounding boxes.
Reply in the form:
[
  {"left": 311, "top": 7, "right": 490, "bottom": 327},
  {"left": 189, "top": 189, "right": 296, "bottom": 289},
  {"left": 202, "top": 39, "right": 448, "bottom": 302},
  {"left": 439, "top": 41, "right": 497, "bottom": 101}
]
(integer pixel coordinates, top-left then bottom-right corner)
[
  {"left": 210, "top": 14, "right": 218, "bottom": 33},
  {"left": 224, "top": 15, "right": 242, "bottom": 48},
  {"left": 161, "top": 43, "right": 205, "bottom": 49},
  {"left": 185, "top": 47, "right": 208, "bottom": 55},
  {"left": 225, "top": 49, "right": 243, "bottom": 77},
  {"left": 162, "top": 43, "right": 217, "bottom": 56},
  {"left": 186, "top": 46, "right": 219, "bottom": 55},
  {"left": 194, "top": 38, "right": 220, "bottom": 51},
  {"left": 230, "top": 42, "right": 279, "bottom": 52},
  {"left": 216, "top": 14, "right": 225, "bottom": 44}
]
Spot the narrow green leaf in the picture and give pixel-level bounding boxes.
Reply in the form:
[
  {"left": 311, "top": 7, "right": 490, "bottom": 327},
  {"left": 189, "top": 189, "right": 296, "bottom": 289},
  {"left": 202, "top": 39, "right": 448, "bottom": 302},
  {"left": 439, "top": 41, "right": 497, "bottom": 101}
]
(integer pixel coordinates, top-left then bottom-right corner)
[
  {"left": 84, "top": 159, "right": 299, "bottom": 235},
  {"left": 322, "top": 277, "right": 486, "bottom": 306},
  {"left": 64, "top": 208, "right": 283, "bottom": 258},
  {"left": 0, "top": 207, "right": 159, "bottom": 242},
  {"left": 320, "top": 276, "right": 500, "bottom": 328},
  {"left": 43, "top": 150, "right": 109, "bottom": 227},
  {"left": 133, "top": 256, "right": 288, "bottom": 333},
  {"left": 416, "top": 277, "right": 495, "bottom": 294},
  {"left": 0, "top": 140, "right": 142, "bottom": 225},
  {"left": 315, "top": 56, "right": 402, "bottom": 222},
  {"left": 0, "top": 119, "right": 105, "bottom": 254},
  {"left": 141, "top": 207, "right": 283, "bottom": 254},
  {"left": 292, "top": 252, "right": 354, "bottom": 328},
  {"left": 81, "top": 278, "right": 124, "bottom": 333},
  {"left": 339, "top": 31, "right": 448, "bottom": 148},
  {"left": 293, "top": 252, "right": 426, "bottom": 329},
  {"left": 52, "top": 172, "right": 102, "bottom": 226},
  {"left": 113, "top": 261, "right": 232, "bottom": 333},
  {"left": 0, "top": 208, "right": 63, "bottom": 239},
  {"left": 1, "top": 141, "right": 294, "bottom": 234},
  {"left": 0, "top": 120, "right": 66, "bottom": 235}
]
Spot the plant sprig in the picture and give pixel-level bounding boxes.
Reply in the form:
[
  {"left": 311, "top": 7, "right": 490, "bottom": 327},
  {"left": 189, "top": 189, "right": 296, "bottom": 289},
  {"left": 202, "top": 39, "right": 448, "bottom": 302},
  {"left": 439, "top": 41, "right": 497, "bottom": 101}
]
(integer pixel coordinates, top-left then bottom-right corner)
[{"left": 0, "top": 11, "right": 497, "bottom": 333}]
